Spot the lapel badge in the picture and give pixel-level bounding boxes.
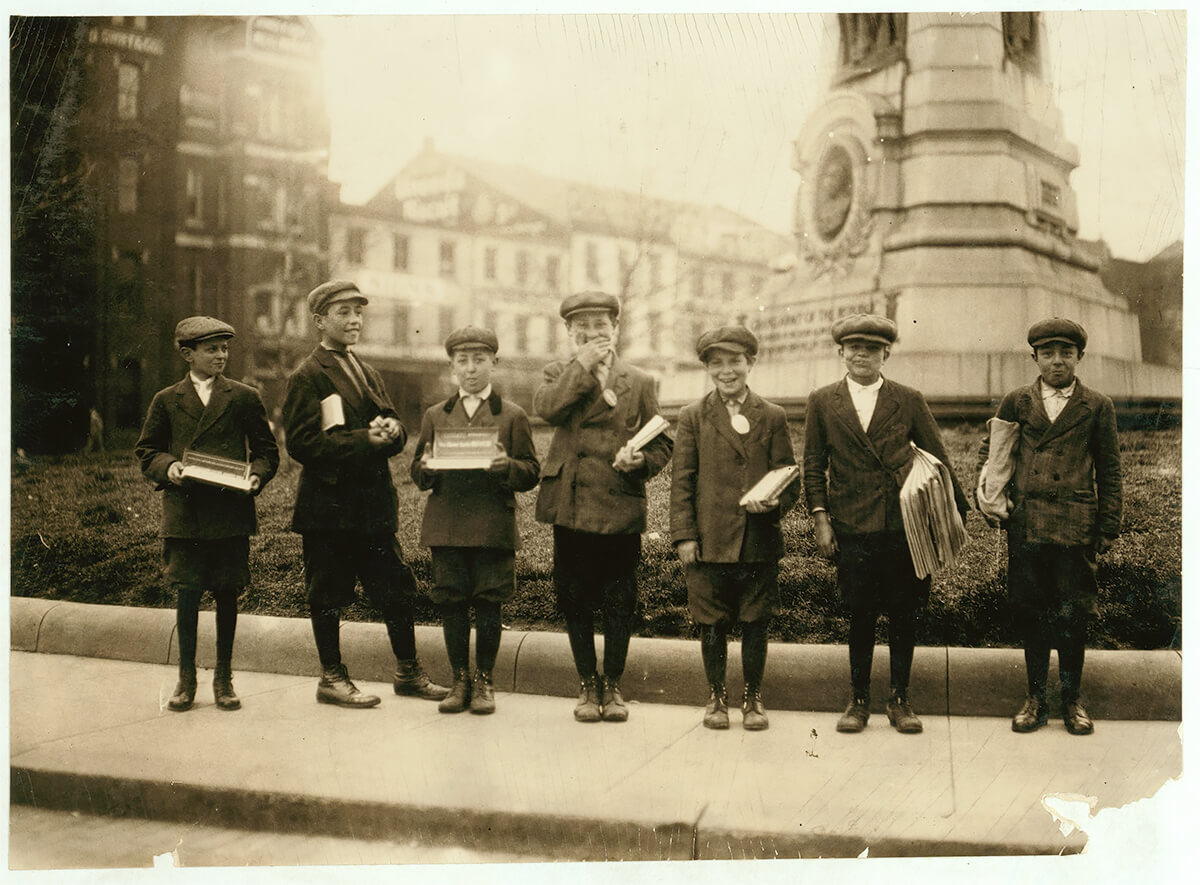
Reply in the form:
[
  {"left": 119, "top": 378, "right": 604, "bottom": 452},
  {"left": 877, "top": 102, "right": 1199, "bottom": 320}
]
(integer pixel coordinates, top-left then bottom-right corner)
[
  {"left": 731, "top": 414, "right": 750, "bottom": 435},
  {"left": 602, "top": 389, "right": 618, "bottom": 408}
]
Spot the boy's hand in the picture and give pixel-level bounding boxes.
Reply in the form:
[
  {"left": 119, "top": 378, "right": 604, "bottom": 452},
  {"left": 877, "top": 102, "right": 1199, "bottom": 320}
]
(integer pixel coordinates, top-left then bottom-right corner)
[
  {"left": 813, "top": 512, "right": 838, "bottom": 560},
  {"left": 367, "top": 426, "right": 393, "bottom": 447},
  {"left": 613, "top": 445, "right": 645, "bottom": 473},
  {"left": 576, "top": 338, "right": 612, "bottom": 372},
  {"left": 744, "top": 497, "right": 778, "bottom": 514},
  {"left": 379, "top": 417, "right": 403, "bottom": 440},
  {"left": 167, "top": 461, "right": 185, "bottom": 486},
  {"left": 487, "top": 454, "right": 511, "bottom": 475},
  {"left": 248, "top": 474, "right": 261, "bottom": 493},
  {"left": 677, "top": 541, "right": 699, "bottom": 566}
]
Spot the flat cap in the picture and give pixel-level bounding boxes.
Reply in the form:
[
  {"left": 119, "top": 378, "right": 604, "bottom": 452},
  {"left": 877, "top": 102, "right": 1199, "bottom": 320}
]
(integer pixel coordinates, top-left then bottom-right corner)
[
  {"left": 307, "top": 280, "right": 368, "bottom": 316},
  {"left": 175, "top": 316, "right": 235, "bottom": 347},
  {"left": 831, "top": 313, "right": 897, "bottom": 346},
  {"left": 1028, "top": 317, "right": 1087, "bottom": 350},
  {"left": 560, "top": 291, "right": 621, "bottom": 321},
  {"left": 445, "top": 325, "right": 499, "bottom": 355},
  {"left": 696, "top": 325, "right": 759, "bottom": 360}
]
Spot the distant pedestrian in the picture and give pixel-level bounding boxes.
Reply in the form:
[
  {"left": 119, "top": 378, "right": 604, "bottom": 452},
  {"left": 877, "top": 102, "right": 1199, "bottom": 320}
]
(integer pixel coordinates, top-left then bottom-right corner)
[
  {"left": 978, "top": 318, "right": 1122, "bottom": 736},
  {"left": 84, "top": 407, "right": 105, "bottom": 454},
  {"left": 410, "top": 326, "right": 540, "bottom": 715},
  {"left": 282, "top": 280, "right": 448, "bottom": 709},
  {"left": 803, "top": 314, "right": 968, "bottom": 735},
  {"left": 135, "top": 316, "right": 279, "bottom": 713},
  {"left": 670, "top": 326, "right": 799, "bottom": 731},
  {"left": 534, "top": 292, "right": 673, "bottom": 723}
]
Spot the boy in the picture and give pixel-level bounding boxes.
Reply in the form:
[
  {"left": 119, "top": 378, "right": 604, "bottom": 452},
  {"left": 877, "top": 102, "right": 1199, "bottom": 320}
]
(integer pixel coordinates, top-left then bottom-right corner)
[
  {"left": 979, "top": 318, "right": 1122, "bottom": 735},
  {"left": 534, "top": 291, "right": 673, "bottom": 723},
  {"left": 803, "top": 314, "right": 968, "bottom": 734},
  {"left": 410, "top": 326, "right": 540, "bottom": 714},
  {"left": 136, "top": 316, "right": 279, "bottom": 712},
  {"left": 670, "top": 326, "right": 798, "bottom": 730},
  {"left": 282, "top": 280, "right": 447, "bottom": 708}
]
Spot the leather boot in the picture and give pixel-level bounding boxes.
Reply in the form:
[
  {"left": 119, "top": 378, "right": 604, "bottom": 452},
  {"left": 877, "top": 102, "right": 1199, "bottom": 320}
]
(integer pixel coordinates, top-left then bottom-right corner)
[
  {"left": 1012, "top": 694, "right": 1049, "bottom": 733},
  {"left": 212, "top": 663, "right": 241, "bottom": 711},
  {"left": 1063, "top": 700, "right": 1095, "bottom": 735},
  {"left": 703, "top": 683, "right": 729, "bottom": 730},
  {"left": 741, "top": 687, "right": 769, "bottom": 731},
  {"left": 439, "top": 668, "right": 472, "bottom": 713},
  {"left": 393, "top": 658, "right": 451, "bottom": 701},
  {"left": 837, "top": 693, "right": 870, "bottom": 733},
  {"left": 469, "top": 670, "right": 496, "bottom": 715},
  {"left": 316, "top": 664, "right": 381, "bottom": 708},
  {"left": 886, "top": 689, "right": 923, "bottom": 734},
  {"left": 601, "top": 676, "right": 628, "bottom": 722},
  {"left": 168, "top": 668, "right": 197, "bottom": 712},
  {"left": 574, "top": 674, "right": 602, "bottom": 722}
]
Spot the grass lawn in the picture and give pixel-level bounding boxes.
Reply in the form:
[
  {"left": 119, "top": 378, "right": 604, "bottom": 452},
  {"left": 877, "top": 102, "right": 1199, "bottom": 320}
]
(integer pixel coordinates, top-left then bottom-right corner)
[{"left": 9, "top": 422, "right": 1181, "bottom": 649}]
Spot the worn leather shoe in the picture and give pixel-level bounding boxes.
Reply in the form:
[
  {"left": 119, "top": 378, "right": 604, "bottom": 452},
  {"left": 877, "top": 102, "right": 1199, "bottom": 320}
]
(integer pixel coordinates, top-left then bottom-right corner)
[
  {"left": 316, "top": 665, "right": 381, "bottom": 708},
  {"left": 703, "top": 684, "right": 730, "bottom": 730},
  {"left": 601, "top": 677, "right": 628, "bottom": 722},
  {"left": 886, "top": 692, "right": 923, "bottom": 734},
  {"left": 212, "top": 664, "right": 241, "bottom": 711},
  {"left": 742, "top": 688, "right": 769, "bottom": 731},
  {"left": 1011, "top": 695, "right": 1049, "bottom": 733},
  {"left": 469, "top": 670, "right": 496, "bottom": 715},
  {"left": 837, "top": 695, "right": 870, "bottom": 733},
  {"left": 393, "top": 658, "right": 450, "bottom": 701},
  {"left": 1063, "top": 700, "right": 1095, "bottom": 735},
  {"left": 574, "top": 674, "right": 602, "bottom": 722},
  {"left": 167, "top": 671, "right": 197, "bottom": 712},
  {"left": 439, "top": 668, "right": 472, "bottom": 713}
]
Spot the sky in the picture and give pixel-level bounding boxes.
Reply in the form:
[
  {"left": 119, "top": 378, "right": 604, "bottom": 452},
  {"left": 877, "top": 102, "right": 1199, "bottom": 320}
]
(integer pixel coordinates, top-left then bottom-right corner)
[{"left": 314, "top": 9, "right": 1185, "bottom": 264}]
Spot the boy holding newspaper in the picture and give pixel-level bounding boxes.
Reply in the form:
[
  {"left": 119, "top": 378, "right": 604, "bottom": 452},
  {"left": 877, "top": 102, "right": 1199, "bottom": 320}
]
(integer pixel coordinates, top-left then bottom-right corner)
[{"left": 670, "top": 326, "right": 799, "bottom": 731}]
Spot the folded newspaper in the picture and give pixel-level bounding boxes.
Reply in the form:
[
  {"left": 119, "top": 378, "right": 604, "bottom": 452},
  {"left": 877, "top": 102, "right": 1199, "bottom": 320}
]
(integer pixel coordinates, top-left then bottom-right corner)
[
  {"left": 627, "top": 415, "right": 670, "bottom": 453},
  {"left": 976, "top": 417, "right": 1020, "bottom": 522},
  {"left": 738, "top": 464, "right": 800, "bottom": 508},
  {"left": 899, "top": 444, "right": 966, "bottom": 579},
  {"left": 179, "top": 449, "right": 255, "bottom": 493}
]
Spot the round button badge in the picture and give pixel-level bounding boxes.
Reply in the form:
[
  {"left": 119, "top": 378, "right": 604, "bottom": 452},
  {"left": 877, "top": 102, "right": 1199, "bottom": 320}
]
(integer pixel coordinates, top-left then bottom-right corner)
[
  {"left": 602, "top": 389, "right": 618, "bottom": 408},
  {"left": 731, "top": 414, "right": 750, "bottom": 434}
]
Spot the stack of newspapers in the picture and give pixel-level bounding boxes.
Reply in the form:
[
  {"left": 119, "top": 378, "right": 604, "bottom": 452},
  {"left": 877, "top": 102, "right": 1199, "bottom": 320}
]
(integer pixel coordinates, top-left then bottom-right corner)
[
  {"left": 899, "top": 444, "right": 966, "bottom": 578},
  {"left": 179, "top": 449, "right": 254, "bottom": 493},
  {"left": 738, "top": 464, "right": 800, "bottom": 509}
]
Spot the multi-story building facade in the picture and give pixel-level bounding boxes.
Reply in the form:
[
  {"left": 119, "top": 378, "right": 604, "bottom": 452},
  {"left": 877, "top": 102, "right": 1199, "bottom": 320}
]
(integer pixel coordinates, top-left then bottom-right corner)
[
  {"left": 330, "top": 142, "right": 790, "bottom": 423},
  {"left": 11, "top": 15, "right": 331, "bottom": 449}
]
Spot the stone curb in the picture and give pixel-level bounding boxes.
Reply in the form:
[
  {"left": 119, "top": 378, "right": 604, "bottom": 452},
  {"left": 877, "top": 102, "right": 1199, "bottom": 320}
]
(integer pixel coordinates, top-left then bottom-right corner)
[{"left": 11, "top": 597, "right": 1181, "bottom": 719}]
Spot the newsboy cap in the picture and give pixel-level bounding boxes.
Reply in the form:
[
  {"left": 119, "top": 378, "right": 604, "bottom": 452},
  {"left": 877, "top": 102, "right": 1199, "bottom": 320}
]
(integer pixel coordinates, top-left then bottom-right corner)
[
  {"left": 560, "top": 291, "right": 621, "bottom": 321},
  {"left": 831, "top": 313, "right": 897, "bottom": 346},
  {"left": 175, "top": 316, "right": 235, "bottom": 347},
  {"left": 1028, "top": 317, "right": 1087, "bottom": 351},
  {"left": 307, "top": 280, "right": 368, "bottom": 316},
  {"left": 445, "top": 325, "right": 499, "bottom": 356},
  {"left": 696, "top": 325, "right": 759, "bottom": 361}
]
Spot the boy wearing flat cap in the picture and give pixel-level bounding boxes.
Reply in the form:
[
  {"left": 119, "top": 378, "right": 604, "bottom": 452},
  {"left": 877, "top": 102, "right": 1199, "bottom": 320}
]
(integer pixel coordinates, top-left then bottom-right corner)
[
  {"left": 535, "top": 291, "right": 673, "bottom": 723},
  {"left": 978, "top": 318, "right": 1121, "bottom": 736},
  {"left": 670, "top": 326, "right": 798, "bottom": 730},
  {"left": 803, "top": 313, "right": 968, "bottom": 735},
  {"left": 282, "top": 280, "right": 447, "bottom": 709},
  {"left": 410, "top": 326, "right": 540, "bottom": 714},
  {"left": 136, "top": 317, "right": 279, "bottom": 712}
]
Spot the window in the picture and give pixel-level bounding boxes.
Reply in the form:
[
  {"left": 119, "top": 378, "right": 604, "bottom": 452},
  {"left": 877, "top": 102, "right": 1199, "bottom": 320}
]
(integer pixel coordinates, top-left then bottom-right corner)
[
  {"left": 516, "top": 250, "right": 529, "bottom": 285},
  {"left": 439, "top": 305, "right": 456, "bottom": 339},
  {"left": 585, "top": 242, "right": 599, "bottom": 284},
  {"left": 648, "top": 252, "right": 662, "bottom": 289},
  {"left": 216, "top": 177, "right": 227, "bottom": 228},
  {"left": 190, "top": 263, "right": 204, "bottom": 312},
  {"left": 439, "top": 240, "right": 456, "bottom": 278},
  {"left": 393, "top": 234, "right": 409, "bottom": 271},
  {"left": 545, "top": 318, "right": 558, "bottom": 354},
  {"left": 117, "top": 62, "right": 140, "bottom": 121},
  {"left": 692, "top": 267, "right": 705, "bottom": 299},
  {"left": 393, "top": 304, "right": 410, "bottom": 345},
  {"left": 546, "top": 255, "right": 560, "bottom": 292},
  {"left": 722, "top": 271, "right": 734, "bottom": 297},
  {"left": 484, "top": 310, "right": 498, "bottom": 333},
  {"left": 185, "top": 168, "right": 202, "bottom": 222},
  {"left": 515, "top": 316, "right": 529, "bottom": 353},
  {"left": 346, "top": 227, "right": 365, "bottom": 264},
  {"left": 132, "top": 16, "right": 147, "bottom": 29},
  {"left": 111, "top": 16, "right": 125, "bottom": 26},
  {"left": 117, "top": 157, "right": 138, "bottom": 213},
  {"left": 648, "top": 313, "right": 661, "bottom": 352},
  {"left": 484, "top": 246, "right": 497, "bottom": 280}
]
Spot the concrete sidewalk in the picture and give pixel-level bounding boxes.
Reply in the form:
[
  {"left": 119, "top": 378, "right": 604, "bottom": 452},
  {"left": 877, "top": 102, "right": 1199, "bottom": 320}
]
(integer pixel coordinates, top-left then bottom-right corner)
[{"left": 9, "top": 651, "right": 1183, "bottom": 861}]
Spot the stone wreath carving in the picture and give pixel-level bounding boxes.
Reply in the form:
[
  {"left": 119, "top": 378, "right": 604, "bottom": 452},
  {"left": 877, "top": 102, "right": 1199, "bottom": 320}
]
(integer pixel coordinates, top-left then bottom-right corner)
[{"left": 795, "top": 136, "right": 874, "bottom": 279}]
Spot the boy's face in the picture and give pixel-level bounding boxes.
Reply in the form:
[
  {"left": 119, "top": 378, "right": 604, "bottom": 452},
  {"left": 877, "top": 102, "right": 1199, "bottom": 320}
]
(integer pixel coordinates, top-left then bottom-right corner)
[
  {"left": 705, "top": 349, "right": 754, "bottom": 400},
  {"left": 181, "top": 337, "right": 230, "bottom": 380},
  {"left": 566, "top": 311, "right": 617, "bottom": 352},
  {"left": 314, "top": 300, "right": 366, "bottom": 348},
  {"left": 840, "top": 340, "right": 889, "bottom": 384},
  {"left": 1033, "top": 342, "right": 1080, "bottom": 389},
  {"left": 450, "top": 347, "right": 496, "bottom": 395}
]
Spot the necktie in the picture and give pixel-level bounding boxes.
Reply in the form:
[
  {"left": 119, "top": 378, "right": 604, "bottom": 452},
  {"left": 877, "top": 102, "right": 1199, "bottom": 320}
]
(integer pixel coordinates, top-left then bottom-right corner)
[{"left": 594, "top": 359, "right": 610, "bottom": 390}]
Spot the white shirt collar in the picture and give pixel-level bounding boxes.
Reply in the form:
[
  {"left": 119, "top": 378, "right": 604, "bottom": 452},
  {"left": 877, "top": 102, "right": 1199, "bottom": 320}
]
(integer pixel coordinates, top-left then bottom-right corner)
[
  {"left": 1040, "top": 378, "right": 1076, "bottom": 399},
  {"left": 846, "top": 374, "right": 884, "bottom": 394},
  {"left": 459, "top": 384, "right": 492, "bottom": 403},
  {"left": 189, "top": 372, "right": 215, "bottom": 390}
]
